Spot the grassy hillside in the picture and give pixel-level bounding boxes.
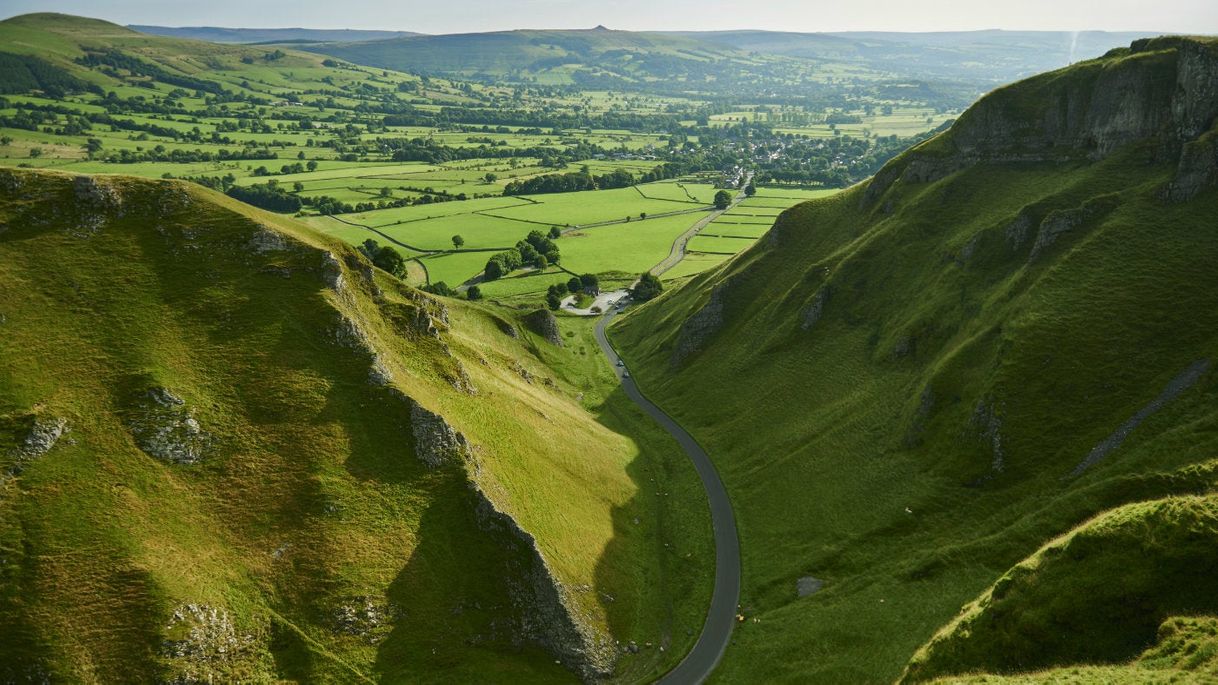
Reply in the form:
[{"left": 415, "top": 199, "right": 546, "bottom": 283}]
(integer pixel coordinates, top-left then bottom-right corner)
[
  {"left": 0, "top": 168, "right": 711, "bottom": 682},
  {"left": 904, "top": 496, "right": 1218, "bottom": 682},
  {"left": 0, "top": 12, "right": 424, "bottom": 98},
  {"left": 609, "top": 36, "right": 1218, "bottom": 682},
  {"left": 128, "top": 25, "right": 421, "bottom": 44},
  {"left": 668, "top": 30, "right": 1154, "bottom": 82},
  {"left": 298, "top": 26, "right": 947, "bottom": 102},
  {"left": 305, "top": 27, "right": 763, "bottom": 87}
]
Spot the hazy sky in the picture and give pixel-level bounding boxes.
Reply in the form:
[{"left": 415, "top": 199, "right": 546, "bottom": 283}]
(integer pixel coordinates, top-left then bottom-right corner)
[{"left": 1, "top": 0, "right": 1215, "bottom": 34}]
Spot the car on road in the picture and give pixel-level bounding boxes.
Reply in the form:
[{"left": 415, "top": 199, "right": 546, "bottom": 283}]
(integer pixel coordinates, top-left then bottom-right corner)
[{"left": 617, "top": 360, "right": 624, "bottom": 367}]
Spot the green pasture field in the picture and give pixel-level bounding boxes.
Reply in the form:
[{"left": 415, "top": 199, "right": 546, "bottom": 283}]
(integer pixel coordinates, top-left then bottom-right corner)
[
  {"left": 687, "top": 234, "right": 757, "bottom": 255},
  {"left": 490, "top": 188, "right": 703, "bottom": 226},
  {"left": 339, "top": 196, "right": 537, "bottom": 227},
  {"left": 375, "top": 213, "right": 532, "bottom": 251},
  {"left": 417, "top": 249, "right": 506, "bottom": 287},
  {"left": 699, "top": 222, "right": 773, "bottom": 239},
  {"left": 661, "top": 252, "right": 732, "bottom": 280},
  {"left": 634, "top": 180, "right": 718, "bottom": 205},
  {"left": 558, "top": 213, "right": 699, "bottom": 276}
]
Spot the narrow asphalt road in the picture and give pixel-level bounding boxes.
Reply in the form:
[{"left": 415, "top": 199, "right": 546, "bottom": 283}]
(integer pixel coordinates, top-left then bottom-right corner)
[
  {"left": 651, "top": 173, "right": 752, "bottom": 277},
  {"left": 594, "top": 309, "right": 741, "bottom": 685}
]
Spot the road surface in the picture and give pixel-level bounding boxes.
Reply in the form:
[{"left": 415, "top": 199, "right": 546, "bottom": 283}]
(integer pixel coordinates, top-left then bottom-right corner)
[
  {"left": 651, "top": 174, "right": 753, "bottom": 277},
  {"left": 594, "top": 309, "right": 741, "bottom": 685}
]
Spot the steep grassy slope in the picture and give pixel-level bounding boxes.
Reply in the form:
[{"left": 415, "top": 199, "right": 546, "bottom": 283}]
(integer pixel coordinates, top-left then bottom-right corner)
[
  {"left": 905, "top": 496, "right": 1218, "bottom": 682},
  {"left": 0, "top": 168, "right": 710, "bottom": 682},
  {"left": 610, "top": 36, "right": 1218, "bottom": 682}
]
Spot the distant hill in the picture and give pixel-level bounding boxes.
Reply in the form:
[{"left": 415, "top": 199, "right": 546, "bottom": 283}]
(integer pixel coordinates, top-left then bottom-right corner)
[
  {"left": 129, "top": 25, "right": 420, "bottom": 43},
  {"left": 611, "top": 35, "right": 1218, "bottom": 683},
  {"left": 303, "top": 26, "right": 1162, "bottom": 99},
  {"left": 304, "top": 26, "right": 748, "bottom": 79},
  {"left": 665, "top": 29, "right": 1159, "bottom": 82},
  {"left": 299, "top": 26, "right": 980, "bottom": 105}
]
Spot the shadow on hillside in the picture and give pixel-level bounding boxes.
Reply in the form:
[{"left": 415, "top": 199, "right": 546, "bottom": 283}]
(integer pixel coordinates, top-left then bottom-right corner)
[
  {"left": 374, "top": 471, "right": 570, "bottom": 683},
  {"left": 589, "top": 385, "right": 712, "bottom": 681}
]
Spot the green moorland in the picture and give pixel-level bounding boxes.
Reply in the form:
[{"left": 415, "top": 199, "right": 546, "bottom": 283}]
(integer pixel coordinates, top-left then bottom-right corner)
[
  {"left": 0, "top": 168, "right": 712, "bottom": 683},
  {"left": 611, "top": 36, "right": 1218, "bottom": 683}
]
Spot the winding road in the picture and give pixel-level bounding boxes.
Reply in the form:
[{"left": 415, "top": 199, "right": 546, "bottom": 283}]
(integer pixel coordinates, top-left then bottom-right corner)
[
  {"left": 651, "top": 173, "right": 752, "bottom": 277},
  {"left": 594, "top": 310, "right": 741, "bottom": 685}
]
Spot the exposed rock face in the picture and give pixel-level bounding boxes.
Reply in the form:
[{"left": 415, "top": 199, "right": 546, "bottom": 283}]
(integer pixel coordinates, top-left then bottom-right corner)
[
  {"left": 511, "top": 361, "right": 535, "bottom": 383},
  {"left": 5, "top": 416, "right": 69, "bottom": 480},
  {"left": 161, "top": 604, "right": 258, "bottom": 683},
  {"left": 800, "top": 287, "right": 830, "bottom": 331},
  {"left": 330, "top": 596, "right": 395, "bottom": 641},
  {"left": 369, "top": 354, "right": 395, "bottom": 386},
  {"left": 129, "top": 388, "right": 210, "bottom": 465},
  {"left": 70, "top": 175, "right": 123, "bottom": 236},
  {"left": 333, "top": 312, "right": 376, "bottom": 356},
  {"left": 970, "top": 400, "right": 1006, "bottom": 474},
  {"left": 522, "top": 309, "right": 563, "bottom": 346},
  {"left": 1004, "top": 211, "right": 1035, "bottom": 250},
  {"left": 492, "top": 316, "right": 520, "bottom": 338},
  {"left": 865, "top": 37, "right": 1218, "bottom": 205},
  {"left": 671, "top": 283, "right": 727, "bottom": 367},
  {"left": 13, "top": 416, "right": 68, "bottom": 461},
  {"left": 1028, "top": 195, "right": 1117, "bottom": 261},
  {"left": 471, "top": 485, "right": 615, "bottom": 681},
  {"left": 1163, "top": 129, "right": 1218, "bottom": 201},
  {"left": 444, "top": 361, "right": 478, "bottom": 395},
  {"left": 246, "top": 226, "right": 291, "bottom": 253},
  {"left": 320, "top": 251, "right": 345, "bottom": 292},
  {"left": 409, "top": 403, "right": 474, "bottom": 468}
]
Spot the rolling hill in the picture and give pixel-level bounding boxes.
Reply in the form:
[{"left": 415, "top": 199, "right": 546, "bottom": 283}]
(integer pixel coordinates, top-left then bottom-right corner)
[
  {"left": 673, "top": 29, "right": 1157, "bottom": 82},
  {"left": 610, "top": 35, "right": 1218, "bottom": 682},
  {"left": 301, "top": 26, "right": 764, "bottom": 87},
  {"left": 0, "top": 13, "right": 426, "bottom": 99},
  {"left": 0, "top": 168, "right": 712, "bottom": 682},
  {"left": 304, "top": 26, "right": 1160, "bottom": 98},
  {"left": 128, "top": 25, "right": 421, "bottom": 44}
]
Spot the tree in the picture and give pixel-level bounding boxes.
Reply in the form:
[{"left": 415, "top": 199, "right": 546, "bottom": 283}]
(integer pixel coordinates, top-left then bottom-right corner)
[
  {"left": 567, "top": 277, "right": 581, "bottom": 293},
  {"left": 744, "top": 183, "right": 757, "bottom": 197},
  {"left": 631, "top": 272, "right": 663, "bottom": 302},
  {"left": 579, "top": 273, "right": 599, "bottom": 293},
  {"left": 422, "top": 281, "right": 456, "bottom": 296},
  {"left": 452, "top": 234, "right": 465, "bottom": 249},
  {"left": 372, "top": 245, "right": 407, "bottom": 278},
  {"left": 293, "top": 181, "right": 304, "bottom": 192},
  {"left": 713, "top": 189, "right": 732, "bottom": 210},
  {"left": 484, "top": 173, "right": 498, "bottom": 183},
  {"left": 306, "top": 160, "right": 318, "bottom": 171},
  {"left": 484, "top": 258, "right": 506, "bottom": 281},
  {"left": 545, "top": 291, "right": 562, "bottom": 310},
  {"left": 379, "top": 187, "right": 392, "bottom": 198},
  {"left": 28, "top": 147, "right": 42, "bottom": 158},
  {"left": 466, "top": 285, "right": 482, "bottom": 300},
  {"left": 549, "top": 226, "right": 562, "bottom": 239}
]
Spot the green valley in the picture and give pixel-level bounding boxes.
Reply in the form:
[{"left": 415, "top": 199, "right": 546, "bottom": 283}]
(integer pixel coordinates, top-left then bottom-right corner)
[{"left": 1, "top": 4, "right": 1216, "bottom": 685}]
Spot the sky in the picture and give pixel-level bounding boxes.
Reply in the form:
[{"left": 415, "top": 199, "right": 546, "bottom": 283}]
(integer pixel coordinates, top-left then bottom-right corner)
[{"left": 0, "top": 0, "right": 1215, "bottom": 34}]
